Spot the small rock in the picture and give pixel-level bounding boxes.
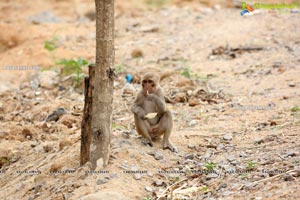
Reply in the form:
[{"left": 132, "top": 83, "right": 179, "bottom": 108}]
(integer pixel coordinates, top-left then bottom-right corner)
[
  {"left": 46, "top": 108, "right": 66, "bottom": 122},
  {"left": 188, "top": 97, "right": 200, "bottom": 107},
  {"left": 184, "top": 153, "right": 194, "bottom": 160},
  {"left": 28, "top": 11, "right": 63, "bottom": 24},
  {"left": 283, "top": 174, "right": 295, "bottom": 181},
  {"left": 291, "top": 169, "right": 300, "bottom": 177},
  {"left": 30, "top": 141, "right": 39, "bottom": 148},
  {"left": 30, "top": 78, "right": 40, "bottom": 90},
  {"left": 43, "top": 143, "right": 54, "bottom": 153},
  {"left": 188, "top": 144, "right": 195, "bottom": 149},
  {"left": 22, "top": 128, "right": 33, "bottom": 140},
  {"left": 287, "top": 151, "right": 299, "bottom": 157},
  {"left": 81, "top": 191, "right": 129, "bottom": 200},
  {"left": 206, "top": 173, "right": 219, "bottom": 179},
  {"left": 227, "top": 155, "right": 236, "bottom": 162},
  {"left": 255, "top": 138, "right": 264, "bottom": 144},
  {"left": 145, "top": 186, "right": 153, "bottom": 192},
  {"left": 216, "top": 143, "right": 224, "bottom": 150},
  {"left": 174, "top": 92, "right": 187, "bottom": 103},
  {"left": 239, "top": 151, "right": 247, "bottom": 157},
  {"left": 223, "top": 134, "right": 232, "bottom": 141},
  {"left": 38, "top": 71, "right": 59, "bottom": 89},
  {"left": 133, "top": 173, "right": 142, "bottom": 180},
  {"left": 217, "top": 183, "right": 227, "bottom": 190},
  {"left": 288, "top": 82, "right": 296, "bottom": 87},
  {"left": 49, "top": 163, "right": 62, "bottom": 173},
  {"left": 154, "top": 152, "right": 164, "bottom": 160},
  {"left": 35, "top": 91, "right": 42, "bottom": 96},
  {"left": 59, "top": 139, "right": 73, "bottom": 150},
  {"left": 147, "top": 172, "right": 154, "bottom": 177},
  {"left": 188, "top": 120, "right": 198, "bottom": 127},
  {"left": 140, "top": 26, "right": 159, "bottom": 33},
  {"left": 97, "top": 179, "right": 108, "bottom": 185},
  {"left": 10, "top": 154, "right": 20, "bottom": 163},
  {"left": 154, "top": 180, "right": 164, "bottom": 186}
]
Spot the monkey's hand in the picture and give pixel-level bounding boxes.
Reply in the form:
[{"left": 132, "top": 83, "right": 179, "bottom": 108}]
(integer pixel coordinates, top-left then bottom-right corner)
[
  {"left": 147, "top": 94, "right": 157, "bottom": 102},
  {"left": 137, "top": 109, "right": 146, "bottom": 120}
]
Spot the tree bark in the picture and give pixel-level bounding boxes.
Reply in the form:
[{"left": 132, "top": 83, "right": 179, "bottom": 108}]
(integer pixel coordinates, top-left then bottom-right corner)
[
  {"left": 89, "top": 0, "right": 114, "bottom": 170},
  {"left": 80, "top": 64, "right": 95, "bottom": 166}
]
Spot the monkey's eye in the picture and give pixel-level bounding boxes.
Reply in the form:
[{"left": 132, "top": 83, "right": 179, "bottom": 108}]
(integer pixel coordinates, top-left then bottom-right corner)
[{"left": 142, "top": 80, "right": 153, "bottom": 84}]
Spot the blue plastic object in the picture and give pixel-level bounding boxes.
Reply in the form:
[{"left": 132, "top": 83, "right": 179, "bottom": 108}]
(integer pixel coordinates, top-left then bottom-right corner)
[
  {"left": 125, "top": 74, "right": 133, "bottom": 83},
  {"left": 240, "top": 9, "right": 250, "bottom": 16}
]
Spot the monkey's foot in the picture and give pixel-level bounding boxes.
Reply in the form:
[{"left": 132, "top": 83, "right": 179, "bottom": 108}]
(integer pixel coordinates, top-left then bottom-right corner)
[
  {"left": 163, "top": 142, "right": 178, "bottom": 153},
  {"left": 141, "top": 138, "right": 153, "bottom": 147}
]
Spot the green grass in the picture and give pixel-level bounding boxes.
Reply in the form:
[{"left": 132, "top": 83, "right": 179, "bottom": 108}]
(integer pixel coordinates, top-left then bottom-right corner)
[
  {"left": 204, "top": 162, "right": 215, "bottom": 171},
  {"left": 57, "top": 57, "right": 89, "bottom": 87}
]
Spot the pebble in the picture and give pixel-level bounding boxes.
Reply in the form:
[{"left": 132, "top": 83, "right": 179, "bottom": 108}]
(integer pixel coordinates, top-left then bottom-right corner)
[
  {"left": 154, "top": 180, "right": 164, "bottom": 186},
  {"left": 206, "top": 173, "right": 219, "bottom": 179},
  {"left": 38, "top": 71, "right": 59, "bottom": 89},
  {"left": 133, "top": 173, "right": 142, "bottom": 180},
  {"left": 97, "top": 178, "right": 108, "bottom": 185},
  {"left": 188, "top": 120, "right": 198, "bottom": 126},
  {"left": 145, "top": 186, "right": 153, "bottom": 192},
  {"left": 283, "top": 174, "right": 295, "bottom": 181},
  {"left": 184, "top": 153, "right": 194, "bottom": 160},
  {"left": 288, "top": 82, "right": 296, "bottom": 87},
  {"left": 154, "top": 152, "right": 164, "bottom": 160},
  {"left": 239, "top": 151, "right": 247, "bottom": 157},
  {"left": 223, "top": 134, "right": 232, "bottom": 141},
  {"left": 46, "top": 108, "right": 66, "bottom": 122},
  {"left": 287, "top": 151, "right": 299, "bottom": 157},
  {"left": 28, "top": 11, "right": 63, "bottom": 24},
  {"left": 188, "top": 144, "right": 196, "bottom": 149},
  {"left": 227, "top": 154, "right": 236, "bottom": 162},
  {"left": 216, "top": 143, "right": 224, "bottom": 150},
  {"left": 147, "top": 172, "right": 154, "bottom": 177}
]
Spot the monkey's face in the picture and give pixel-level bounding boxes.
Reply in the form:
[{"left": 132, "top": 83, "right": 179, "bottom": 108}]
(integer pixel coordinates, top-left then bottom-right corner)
[{"left": 142, "top": 79, "right": 156, "bottom": 95}]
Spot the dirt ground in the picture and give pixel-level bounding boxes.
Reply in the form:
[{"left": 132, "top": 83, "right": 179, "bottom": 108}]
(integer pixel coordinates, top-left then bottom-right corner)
[{"left": 0, "top": 0, "right": 299, "bottom": 200}]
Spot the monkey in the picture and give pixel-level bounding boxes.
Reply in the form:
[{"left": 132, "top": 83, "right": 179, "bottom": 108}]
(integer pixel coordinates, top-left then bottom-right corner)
[{"left": 131, "top": 72, "right": 177, "bottom": 152}]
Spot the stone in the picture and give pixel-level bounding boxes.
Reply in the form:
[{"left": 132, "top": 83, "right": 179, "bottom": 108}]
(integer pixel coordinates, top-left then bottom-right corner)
[
  {"left": 223, "top": 134, "right": 232, "bottom": 141},
  {"left": 81, "top": 191, "right": 129, "bottom": 200},
  {"left": 145, "top": 186, "right": 153, "bottom": 192},
  {"left": 28, "top": 11, "right": 63, "bottom": 24},
  {"left": 38, "top": 71, "right": 59, "bottom": 89},
  {"left": 133, "top": 173, "right": 142, "bottom": 180},
  {"left": 154, "top": 152, "right": 164, "bottom": 160},
  {"left": 188, "top": 120, "right": 198, "bottom": 127},
  {"left": 154, "top": 180, "right": 164, "bottom": 186},
  {"left": 96, "top": 178, "right": 108, "bottom": 185}
]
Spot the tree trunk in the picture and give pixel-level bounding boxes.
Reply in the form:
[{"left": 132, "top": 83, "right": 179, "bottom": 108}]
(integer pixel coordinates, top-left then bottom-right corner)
[{"left": 89, "top": 0, "right": 114, "bottom": 170}]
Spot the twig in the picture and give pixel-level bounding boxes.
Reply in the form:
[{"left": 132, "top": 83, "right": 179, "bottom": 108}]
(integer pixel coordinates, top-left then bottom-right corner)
[
  {"left": 239, "top": 169, "right": 296, "bottom": 190},
  {"left": 157, "top": 178, "right": 187, "bottom": 200}
]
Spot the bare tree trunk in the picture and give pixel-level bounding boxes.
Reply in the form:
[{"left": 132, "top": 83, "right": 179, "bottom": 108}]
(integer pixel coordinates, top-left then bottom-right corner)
[{"left": 89, "top": 0, "right": 114, "bottom": 170}]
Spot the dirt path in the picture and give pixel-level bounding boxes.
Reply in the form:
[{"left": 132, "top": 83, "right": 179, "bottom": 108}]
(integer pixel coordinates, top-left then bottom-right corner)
[{"left": 0, "top": 1, "right": 299, "bottom": 200}]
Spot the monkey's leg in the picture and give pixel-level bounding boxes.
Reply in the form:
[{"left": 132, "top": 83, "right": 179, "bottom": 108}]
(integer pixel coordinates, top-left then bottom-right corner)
[
  {"left": 156, "top": 111, "right": 178, "bottom": 152},
  {"left": 134, "top": 115, "right": 153, "bottom": 146}
]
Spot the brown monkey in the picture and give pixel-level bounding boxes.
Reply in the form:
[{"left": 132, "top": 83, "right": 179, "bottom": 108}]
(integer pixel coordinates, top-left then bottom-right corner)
[{"left": 131, "top": 72, "right": 177, "bottom": 152}]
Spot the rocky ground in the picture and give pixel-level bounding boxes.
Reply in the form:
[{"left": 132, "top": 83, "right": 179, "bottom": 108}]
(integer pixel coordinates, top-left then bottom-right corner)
[{"left": 0, "top": 0, "right": 300, "bottom": 200}]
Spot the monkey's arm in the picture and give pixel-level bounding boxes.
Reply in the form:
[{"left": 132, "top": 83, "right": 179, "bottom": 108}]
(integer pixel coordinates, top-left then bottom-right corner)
[{"left": 131, "top": 92, "right": 146, "bottom": 119}]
